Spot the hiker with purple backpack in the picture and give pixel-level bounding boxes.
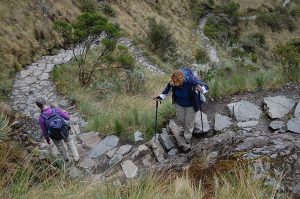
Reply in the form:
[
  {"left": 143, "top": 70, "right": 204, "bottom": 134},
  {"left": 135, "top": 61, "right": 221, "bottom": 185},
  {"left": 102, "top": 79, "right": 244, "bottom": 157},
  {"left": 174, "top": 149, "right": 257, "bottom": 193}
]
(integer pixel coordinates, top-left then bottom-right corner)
[
  {"left": 36, "top": 98, "right": 79, "bottom": 162},
  {"left": 154, "top": 67, "right": 208, "bottom": 146}
]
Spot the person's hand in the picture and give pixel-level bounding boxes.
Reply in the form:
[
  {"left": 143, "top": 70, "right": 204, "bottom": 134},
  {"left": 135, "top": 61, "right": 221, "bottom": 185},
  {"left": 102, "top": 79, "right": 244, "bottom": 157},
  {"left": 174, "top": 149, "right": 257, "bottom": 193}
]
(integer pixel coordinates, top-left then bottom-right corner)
[
  {"left": 196, "top": 85, "right": 203, "bottom": 92},
  {"left": 47, "top": 140, "right": 51, "bottom": 145},
  {"left": 153, "top": 96, "right": 162, "bottom": 101}
]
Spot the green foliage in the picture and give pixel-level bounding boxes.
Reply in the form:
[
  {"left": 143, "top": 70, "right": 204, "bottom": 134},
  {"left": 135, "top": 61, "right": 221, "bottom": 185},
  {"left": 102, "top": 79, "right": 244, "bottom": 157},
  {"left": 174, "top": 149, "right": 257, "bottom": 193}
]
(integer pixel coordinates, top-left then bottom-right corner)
[
  {"left": 204, "top": 15, "right": 240, "bottom": 44},
  {"left": 255, "top": 73, "right": 266, "bottom": 90},
  {"left": 195, "top": 48, "right": 209, "bottom": 64},
  {"left": 216, "top": 2, "right": 240, "bottom": 16},
  {"left": 276, "top": 39, "right": 300, "bottom": 82},
  {"left": 55, "top": 12, "right": 120, "bottom": 86},
  {"left": 290, "top": 5, "right": 300, "bottom": 18},
  {"left": 146, "top": 17, "right": 176, "bottom": 59},
  {"left": 118, "top": 54, "right": 135, "bottom": 70},
  {"left": 0, "top": 113, "right": 9, "bottom": 141},
  {"left": 256, "top": 10, "right": 296, "bottom": 32},
  {"left": 102, "top": 3, "right": 116, "bottom": 17},
  {"left": 188, "top": 0, "right": 209, "bottom": 22},
  {"left": 124, "top": 68, "right": 147, "bottom": 94},
  {"left": 78, "top": 0, "right": 98, "bottom": 12}
]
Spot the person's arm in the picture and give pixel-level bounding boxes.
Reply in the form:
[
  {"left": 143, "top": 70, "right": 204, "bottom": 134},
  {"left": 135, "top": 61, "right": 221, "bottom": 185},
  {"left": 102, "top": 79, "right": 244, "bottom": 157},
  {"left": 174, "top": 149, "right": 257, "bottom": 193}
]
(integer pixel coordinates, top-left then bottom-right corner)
[
  {"left": 159, "top": 83, "right": 172, "bottom": 100},
  {"left": 39, "top": 117, "right": 51, "bottom": 144},
  {"left": 55, "top": 108, "right": 70, "bottom": 120}
]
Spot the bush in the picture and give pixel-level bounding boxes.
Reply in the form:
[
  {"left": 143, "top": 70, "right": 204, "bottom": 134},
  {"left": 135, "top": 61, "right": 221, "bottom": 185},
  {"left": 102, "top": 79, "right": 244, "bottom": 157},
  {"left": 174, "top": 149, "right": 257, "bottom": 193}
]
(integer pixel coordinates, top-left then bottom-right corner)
[
  {"left": 257, "top": 11, "right": 296, "bottom": 32},
  {"left": 102, "top": 3, "right": 116, "bottom": 17},
  {"left": 118, "top": 54, "right": 135, "bottom": 70},
  {"left": 124, "top": 68, "right": 147, "bottom": 94},
  {"left": 78, "top": 0, "right": 97, "bottom": 12},
  {"left": 188, "top": 0, "right": 207, "bottom": 22},
  {"left": 146, "top": 18, "right": 176, "bottom": 58},
  {"left": 195, "top": 48, "right": 209, "bottom": 64},
  {"left": 216, "top": 2, "right": 240, "bottom": 16},
  {"left": 290, "top": 5, "right": 300, "bottom": 18}
]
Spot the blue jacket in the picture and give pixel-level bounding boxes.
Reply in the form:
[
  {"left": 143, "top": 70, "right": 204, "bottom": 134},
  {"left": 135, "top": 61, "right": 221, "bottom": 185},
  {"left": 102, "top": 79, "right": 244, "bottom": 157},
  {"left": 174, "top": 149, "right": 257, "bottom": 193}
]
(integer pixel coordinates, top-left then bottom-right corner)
[{"left": 161, "top": 75, "right": 208, "bottom": 111}]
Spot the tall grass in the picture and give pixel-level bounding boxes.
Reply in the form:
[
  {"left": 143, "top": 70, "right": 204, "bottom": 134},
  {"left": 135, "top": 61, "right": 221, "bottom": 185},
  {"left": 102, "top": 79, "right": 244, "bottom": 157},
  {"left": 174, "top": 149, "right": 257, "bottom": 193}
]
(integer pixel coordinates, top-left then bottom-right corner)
[{"left": 11, "top": 165, "right": 280, "bottom": 199}]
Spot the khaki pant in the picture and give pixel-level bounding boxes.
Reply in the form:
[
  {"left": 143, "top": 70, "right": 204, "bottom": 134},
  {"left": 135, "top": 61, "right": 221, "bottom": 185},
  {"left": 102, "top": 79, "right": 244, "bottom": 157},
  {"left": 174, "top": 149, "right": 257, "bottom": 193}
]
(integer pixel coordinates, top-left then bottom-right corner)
[
  {"left": 174, "top": 103, "right": 196, "bottom": 139},
  {"left": 52, "top": 135, "right": 79, "bottom": 162}
]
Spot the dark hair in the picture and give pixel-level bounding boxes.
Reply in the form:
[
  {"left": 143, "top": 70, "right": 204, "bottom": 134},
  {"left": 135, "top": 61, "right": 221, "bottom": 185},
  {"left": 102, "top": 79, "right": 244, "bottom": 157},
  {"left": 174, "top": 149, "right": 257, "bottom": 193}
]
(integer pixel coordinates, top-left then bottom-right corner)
[{"left": 35, "top": 98, "right": 46, "bottom": 109}]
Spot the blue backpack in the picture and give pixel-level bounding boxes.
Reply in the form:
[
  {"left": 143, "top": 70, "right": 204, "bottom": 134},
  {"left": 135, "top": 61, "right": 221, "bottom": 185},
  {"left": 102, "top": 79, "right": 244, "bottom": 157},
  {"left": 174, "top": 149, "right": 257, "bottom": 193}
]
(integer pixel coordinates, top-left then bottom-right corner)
[{"left": 41, "top": 108, "right": 70, "bottom": 140}]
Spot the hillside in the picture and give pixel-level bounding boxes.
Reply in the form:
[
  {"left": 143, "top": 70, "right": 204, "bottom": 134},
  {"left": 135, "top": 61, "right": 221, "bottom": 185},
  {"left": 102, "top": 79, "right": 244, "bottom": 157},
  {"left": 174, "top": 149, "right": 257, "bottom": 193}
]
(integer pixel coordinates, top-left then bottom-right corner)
[{"left": 1, "top": 0, "right": 300, "bottom": 198}]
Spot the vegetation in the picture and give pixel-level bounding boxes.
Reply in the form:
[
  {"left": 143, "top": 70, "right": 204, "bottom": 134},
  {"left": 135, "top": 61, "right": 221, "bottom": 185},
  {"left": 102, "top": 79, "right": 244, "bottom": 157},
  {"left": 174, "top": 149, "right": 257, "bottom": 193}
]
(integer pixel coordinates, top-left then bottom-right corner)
[
  {"left": 55, "top": 12, "right": 121, "bottom": 86},
  {"left": 146, "top": 17, "right": 176, "bottom": 60}
]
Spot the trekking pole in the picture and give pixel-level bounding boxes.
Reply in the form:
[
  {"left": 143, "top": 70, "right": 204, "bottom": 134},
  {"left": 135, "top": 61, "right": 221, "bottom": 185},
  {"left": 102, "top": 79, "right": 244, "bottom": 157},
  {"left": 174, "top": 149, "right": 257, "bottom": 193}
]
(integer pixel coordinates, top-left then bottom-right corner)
[
  {"left": 198, "top": 91, "right": 204, "bottom": 132},
  {"left": 154, "top": 99, "right": 159, "bottom": 140}
]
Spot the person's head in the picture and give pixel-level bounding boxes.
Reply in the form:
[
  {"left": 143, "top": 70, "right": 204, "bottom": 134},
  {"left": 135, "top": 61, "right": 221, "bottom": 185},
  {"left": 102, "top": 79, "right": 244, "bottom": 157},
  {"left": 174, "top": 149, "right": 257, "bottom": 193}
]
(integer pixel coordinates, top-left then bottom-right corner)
[
  {"left": 35, "top": 98, "right": 47, "bottom": 110},
  {"left": 170, "top": 70, "right": 185, "bottom": 87}
]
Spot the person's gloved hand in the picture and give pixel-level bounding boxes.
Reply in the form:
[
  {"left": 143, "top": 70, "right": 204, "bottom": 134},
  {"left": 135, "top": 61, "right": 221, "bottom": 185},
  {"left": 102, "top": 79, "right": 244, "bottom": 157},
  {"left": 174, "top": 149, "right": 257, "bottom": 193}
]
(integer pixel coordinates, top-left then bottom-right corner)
[
  {"left": 153, "top": 96, "right": 162, "bottom": 101},
  {"left": 47, "top": 139, "right": 51, "bottom": 145}
]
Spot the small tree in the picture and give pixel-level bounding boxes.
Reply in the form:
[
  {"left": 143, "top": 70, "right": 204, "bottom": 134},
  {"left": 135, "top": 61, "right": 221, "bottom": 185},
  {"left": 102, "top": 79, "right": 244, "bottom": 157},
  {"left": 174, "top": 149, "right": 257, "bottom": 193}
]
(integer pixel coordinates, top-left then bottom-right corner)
[{"left": 55, "top": 12, "right": 120, "bottom": 86}]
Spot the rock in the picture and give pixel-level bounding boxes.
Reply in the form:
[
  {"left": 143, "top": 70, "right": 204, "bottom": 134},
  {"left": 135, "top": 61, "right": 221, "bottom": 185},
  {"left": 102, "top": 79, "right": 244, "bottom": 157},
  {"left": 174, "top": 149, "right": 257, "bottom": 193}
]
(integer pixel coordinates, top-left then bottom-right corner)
[
  {"left": 263, "top": 96, "right": 296, "bottom": 119},
  {"left": 109, "top": 144, "right": 133, "bottom": 165},
  {"left": 142, "top": 154, "right": 156, "bottom": 167},
  {"left": 79, "top": 132, "right": 102, "bottom": 149},
  {"left": 295, "top": 100, "right": 300, "bottom": 118},
  {"left": 87, "top": 135, "right": 119, "bottom": 158},
  {"left": 132, "top": 144, "right": 151, "bottom": 161},
  {"left": 159, "top": 128, "right": 175, "bottom": 151},
  {"left": 291, "top": 182, "right": 300, "bottom": 199},
  {"left": 237, "top": 121, "right": 258, "bottom": 128},
  {"left": 227, "top": 100, "right": 262, "bottom": 122},
  {"left": 269, "top": 121, "right": 285, "bottom": 130},
  {"left": 287, "top": 118, "right": 300, "bottom": 134},
  {"left": 151, "top": 136, "right": 166, "bottom": 162},
  {"left": 169, "top": 119, "right": 191, "bottom": 152},
  {"left": 106, "top": 148, "right": 117, "bottom": 159},
  {"left": 76, "top": 144, "right": 87, "bottom": 158},
  {"left": 134, "top": 131, "right": 143, "bottom": 141},
  {"left": 168, "top": 148, "right": 178, "bottom": 156},
  {"left": 69, "top": 166, "right": 83, "bottom": 178},
  {"left": 194, "top": 111, "right": 210, "bottom": 133},
  {"left": 20, "top": 70, "right": 30, "bottom": 78},
  {"left": 214, "top": 113, "right": 233, "bottom": 131},
  {"left": 121, "top": 160, "right": 138, "bottom": 178},
  {"left": 78, "top": 156, "right": 97, "bottom": 169}
]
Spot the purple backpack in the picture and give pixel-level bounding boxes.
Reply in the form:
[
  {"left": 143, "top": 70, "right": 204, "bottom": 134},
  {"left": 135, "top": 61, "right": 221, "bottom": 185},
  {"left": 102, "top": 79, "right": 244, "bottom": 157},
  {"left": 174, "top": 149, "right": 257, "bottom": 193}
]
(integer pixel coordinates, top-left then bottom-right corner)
[{"left": 41, "top": 108, "right": 69, "bottom": 140}]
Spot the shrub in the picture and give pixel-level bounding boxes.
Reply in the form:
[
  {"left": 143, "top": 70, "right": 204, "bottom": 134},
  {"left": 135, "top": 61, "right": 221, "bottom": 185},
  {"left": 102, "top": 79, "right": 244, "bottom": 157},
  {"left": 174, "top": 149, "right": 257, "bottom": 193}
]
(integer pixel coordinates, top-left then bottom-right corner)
[
  {"left": 118, "top": 54, "right": 135, "bottom": 70},
  {"left": 290, "top": 5, "right": 300, "bottom": 18},
  {"left": 195, "top": 48, "right": 209, "bottom": 64},
  {"left": 216, "top": 2, "right": 240, "bottom": 16},
  {"left": 146, "top": 17, "right": 176, "bottom": 58},
  {"left": 257, "top": 11, "right": 296, "bottom": 32},
  {"left": 78, "top": 0, "right": 97, "bottom": 12},
  {"left": 102, "top": 3, "right": 116, "bottom": 17},
  {"left": 188, "top": 0, "right": 207, "bottom": 22},
  {"left": 124, "top": 68, "right": 147, "bottom": 94}
]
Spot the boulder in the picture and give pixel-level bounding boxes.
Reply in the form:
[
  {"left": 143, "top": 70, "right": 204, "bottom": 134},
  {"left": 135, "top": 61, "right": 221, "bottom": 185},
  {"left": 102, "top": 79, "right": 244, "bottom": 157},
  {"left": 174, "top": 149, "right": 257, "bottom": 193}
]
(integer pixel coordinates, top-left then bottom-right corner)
[
  {"left": 134, "top": 131, "right": 143, "bottom": 141},
  {"left": 227, "top": 100, "right": 262, "bottom": 122},
  {"left": 269, "top": 121, "right": 285, "bottom": 130},
  {"left": 214, "top": 113, "right": 233, "bottom": 131},
  {"left": 159, "top": 128, "right": 175, "bottom": 151},
  {"left": 194, "top": 111, "right": 210, "bottom": 133},
  {"left": 87, "top": 135, "right": 119, "bottom": 158},
  {"left": 169, "top": 119, "right": 191, "bottom": 152},
  {"left": 132, "top": 144, "right": 151, "bottom": 161},
  {"left": 121, "top": 160, "right": 138, "bottom": 178},
  {"left": 263, "top": 96, "right": 296, "bottom": 119},
  {"left": 79, "top": 131, "right": 102, "bottom": 149},
  {"left": 151, "top": 136, "right": 166, "bottom": 162},
  {"left": 287, "top": 118, "right": 300, "bottom": 134}
]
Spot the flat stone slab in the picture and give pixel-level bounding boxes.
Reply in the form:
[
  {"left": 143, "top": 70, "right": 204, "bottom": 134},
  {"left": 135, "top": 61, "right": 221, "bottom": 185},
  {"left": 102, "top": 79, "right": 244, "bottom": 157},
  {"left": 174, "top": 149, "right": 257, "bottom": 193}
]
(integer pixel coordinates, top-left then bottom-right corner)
[
  {"left": 109, "top": 144, "right": 133, "bottom": 165},
  {"left": 159, "top": 128, "right": 175, "bottom": 151},
  {"left": 151, "top": 136, "right": 166, "bottom": 162},
  {"left": 132, "top": 144, "right": 151, "bottom": 161},
  {"left": 295, "top": 100, "right": 300, "bottom": 118},
  {"left": 79, "top": 131, "right": 102, "bottom": 149},
  {"left": 263, "top": 96, "right": 296, "bottom": 119},
  {"left": 237, "top": 121, "right": 258, "bottom": 128},
  {"left": 194, "top": 111, "right": 210, "bottom": 133},
  {"left": 106, "top": 148, "right": 117, "bottom": 159},
  {"left": 269, "top": 121, "right": 285, "bottom": 130},
  {"left": 121, "top": 160, "right": 138, "bottom": 178},
  {"left": 214, "top": 113, "right": 233, "bottom": 131},
  {"left": 227, "top": 100, "right": 262, "bottom": 122},
  {"left": 287, "top": 118, "right": 300, "bottom": 134},
  {"left": 169, "top": 119, "right": 191, "bottom": 151},
  {"left": 87, "top": 135, "right": 119, "bottom": 158}
]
